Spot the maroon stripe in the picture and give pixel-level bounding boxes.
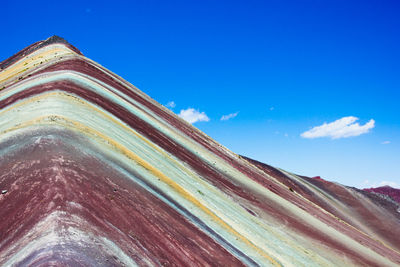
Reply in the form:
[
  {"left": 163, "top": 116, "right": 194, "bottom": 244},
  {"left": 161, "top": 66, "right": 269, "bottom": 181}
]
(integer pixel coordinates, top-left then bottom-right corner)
[
  {"left": 0, "top": 36, "right": 82, "bottom": 70},
  {"left": 3, "top": 79, "right": 400, "bottom": 266},
  {"left": 0, "top": 129, "right": 244, "bottom": 266},
  {"left": 0, "top": 80, "right": 260, "bottom": 204}
]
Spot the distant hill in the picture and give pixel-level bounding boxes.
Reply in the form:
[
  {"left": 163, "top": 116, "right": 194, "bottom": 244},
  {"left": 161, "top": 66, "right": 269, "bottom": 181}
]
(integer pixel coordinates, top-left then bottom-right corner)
[{"left": 364, "top": 185, "right": 400, "bottom": 204}]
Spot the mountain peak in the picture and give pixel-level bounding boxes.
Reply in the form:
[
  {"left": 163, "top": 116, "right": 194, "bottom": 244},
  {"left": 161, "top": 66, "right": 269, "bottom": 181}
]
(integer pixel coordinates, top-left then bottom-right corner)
[
  {"left": 0, "top": 38, "right": 399, "bottom": 266},
  {"left": 0, "top": 36, "right": 82, "bottom": 71}
]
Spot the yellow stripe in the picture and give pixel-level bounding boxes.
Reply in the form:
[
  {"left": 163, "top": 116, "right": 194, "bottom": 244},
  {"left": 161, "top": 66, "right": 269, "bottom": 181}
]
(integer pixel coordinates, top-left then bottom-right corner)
[
  {"left": 0, "top": 46, "right": 74, "bottom": 85},
  {"left": 1, "top": 111, "right": 281, "bottom": 266}
]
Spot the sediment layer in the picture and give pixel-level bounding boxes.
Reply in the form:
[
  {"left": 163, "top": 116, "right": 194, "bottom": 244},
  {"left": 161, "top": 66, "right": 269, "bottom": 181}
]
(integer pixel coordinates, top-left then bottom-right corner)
[{"left": 0, "top": 36, "right": 399, "bottom": 266}]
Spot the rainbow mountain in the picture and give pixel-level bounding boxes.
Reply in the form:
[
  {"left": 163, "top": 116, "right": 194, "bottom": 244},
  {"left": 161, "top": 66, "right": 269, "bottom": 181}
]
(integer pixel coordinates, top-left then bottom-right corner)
[{"left": 0, "top": 36, "right": 399, "bottom": 266}]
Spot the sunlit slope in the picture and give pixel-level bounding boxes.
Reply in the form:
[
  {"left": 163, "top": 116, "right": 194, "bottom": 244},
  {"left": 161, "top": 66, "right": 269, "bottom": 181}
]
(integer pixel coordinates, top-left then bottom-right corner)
[{"left": 0, "top": 36, "right": 399, "bottom": 266}]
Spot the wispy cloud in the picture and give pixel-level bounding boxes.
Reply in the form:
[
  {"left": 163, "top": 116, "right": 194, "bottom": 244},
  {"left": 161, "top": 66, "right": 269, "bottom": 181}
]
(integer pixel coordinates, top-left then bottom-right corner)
[
  {"left": 179, "top": 108, "right": 210, "bottom": 124},
  {"left": 220, "top": 112, "right": 239, "bottom": 121},
  {"left": 381, "top": 141, "right": 391, "bottom": 145},
  {"left": 301, "top": 116, "right": 375, "bottom": 139},
  {"left": 363, "top": 180, "right": 400, "bottom": 189},
  {"left": 165, "top": 101, "right": 176, "bottom": 109},
  {"left": 377, "top": 181, "right": 400, "bottom": 188},
  {"left": 269, "top": 107, "right": 274, "bottom": 111}
]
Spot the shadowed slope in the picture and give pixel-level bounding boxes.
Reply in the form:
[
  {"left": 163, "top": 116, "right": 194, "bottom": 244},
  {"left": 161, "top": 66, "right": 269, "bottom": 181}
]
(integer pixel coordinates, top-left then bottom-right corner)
[
  {"left": 244, "top": 156, "right": 400, "bottom": 257},
  {"left": 0, "top": 36, "right": 399, "bottom": 266},
  {"left": 364, "top": 186, "right": 400, "bottom": 204}
]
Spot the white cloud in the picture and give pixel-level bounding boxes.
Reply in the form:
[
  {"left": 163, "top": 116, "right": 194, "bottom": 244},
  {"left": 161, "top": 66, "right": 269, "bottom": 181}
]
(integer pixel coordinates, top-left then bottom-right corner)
[
  {"left": 361, "top": 180, "right": 400, "bottom": 189},
  {"left": 301, "top": 116, "right": 375, "bottom": 139},
  {"left": 364, "top": 180, "right": 400, "bottom": 189},
  {"left": 377, "top": 181, "right": 400, "bottom": 188},
  {"left": 165, "top": 101, "right": 176, "bottom": 108},
  {"left": 220, "top": 112, "right": 239, "bottom": 121},
  {"left": 381, "top": 141, "right": 391, "bottom": 145},
  {"left": 179, "top": 108, "right": 210, "bottom": 124},
  {"left": 362, "top": 179, "right": 370, "bottom": 186}
]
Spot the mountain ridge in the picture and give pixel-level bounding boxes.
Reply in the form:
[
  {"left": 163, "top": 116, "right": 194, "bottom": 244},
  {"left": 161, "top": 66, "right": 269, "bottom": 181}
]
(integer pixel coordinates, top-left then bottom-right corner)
[{"left": 0, "top": 37, "right": 399, "bottom": 266}]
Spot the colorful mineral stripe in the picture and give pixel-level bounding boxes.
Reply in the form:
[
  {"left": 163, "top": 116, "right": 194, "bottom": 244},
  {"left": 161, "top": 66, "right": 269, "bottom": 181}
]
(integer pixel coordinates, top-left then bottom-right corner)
[{"left": 0, "top": 36, "right": 399, "bottom": 266}]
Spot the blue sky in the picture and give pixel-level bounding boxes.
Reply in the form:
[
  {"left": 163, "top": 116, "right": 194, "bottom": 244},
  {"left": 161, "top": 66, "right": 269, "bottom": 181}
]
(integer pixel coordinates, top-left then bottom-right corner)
[{"left": 2, "top": 0, "right": 399, "bottom": 188}]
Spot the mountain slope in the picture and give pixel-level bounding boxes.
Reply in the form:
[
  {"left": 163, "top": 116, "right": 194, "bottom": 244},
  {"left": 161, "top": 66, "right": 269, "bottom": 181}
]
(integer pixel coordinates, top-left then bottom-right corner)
[
  {"left": 0, "top": 36, "right": 399, "bottom": 266},
  {"left": 364, "top": 186, "right": 400, "bottom": 205}
]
